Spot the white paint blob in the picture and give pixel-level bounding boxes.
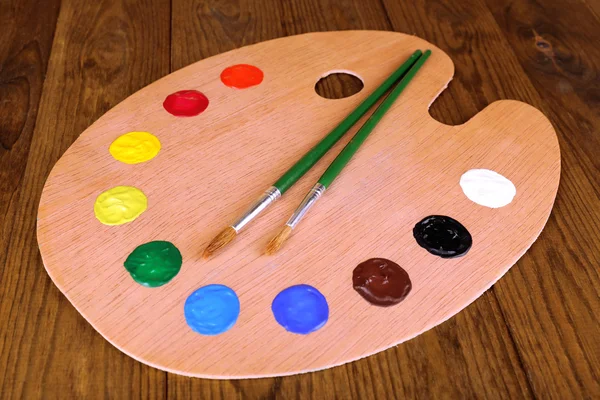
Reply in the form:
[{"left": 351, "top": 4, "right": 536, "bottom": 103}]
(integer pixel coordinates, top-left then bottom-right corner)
[{"left": 459, "top": 169, "right": 516, "bottom": 208}]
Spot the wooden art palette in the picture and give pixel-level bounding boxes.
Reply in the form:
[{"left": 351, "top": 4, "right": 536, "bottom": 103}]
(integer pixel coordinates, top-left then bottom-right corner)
[{"left": 37, "top": 31, "right": 560, "bottom": 378}]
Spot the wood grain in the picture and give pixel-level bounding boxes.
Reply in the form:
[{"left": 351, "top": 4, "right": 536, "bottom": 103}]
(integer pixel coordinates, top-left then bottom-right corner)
[
  {"left": 0, "top": 0, "right": 170, "bottom": 398},
  {"left": 1, "top": 0, "right": 598, "bottom": 398},
  {"left": 0, "top": 0, "right": 61, "bottom": 396},
  {"left": 0, "top": 0, "right": 59, "bottom": 286}
]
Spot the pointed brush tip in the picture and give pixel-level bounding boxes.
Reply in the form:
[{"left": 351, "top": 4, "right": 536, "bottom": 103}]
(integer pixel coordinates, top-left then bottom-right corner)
[
  {"left": 265, "top": 225, "right": 293, "bottom": 256},
  {"left": 203, "top": 226, "right": 237, "bottom": 259}
]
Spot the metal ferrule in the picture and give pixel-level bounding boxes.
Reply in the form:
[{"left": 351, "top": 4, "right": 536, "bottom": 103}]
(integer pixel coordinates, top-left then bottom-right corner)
[
  {"left": 231, "top": 186, "right": 281, "bottom": 232},
  {"left": 286, "top": 183, "right": 326, "bottom": 229}
]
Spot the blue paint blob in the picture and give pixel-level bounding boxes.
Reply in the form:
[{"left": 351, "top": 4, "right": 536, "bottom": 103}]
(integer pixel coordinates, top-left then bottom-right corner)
[
  {"left": 184, "top": 284, "right": 240, "bottom": 335},
  {"left": 271, "top": 284, "right": 329, "bottom": 335}
]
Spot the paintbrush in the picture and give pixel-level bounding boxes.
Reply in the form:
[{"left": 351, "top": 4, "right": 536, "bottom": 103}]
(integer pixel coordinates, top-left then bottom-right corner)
[
  {"left": 203, "top": 50, "right": 424, "bottom": 258},
  {"left": 265, "top": 50, "right": 432, "bottom": 255}
]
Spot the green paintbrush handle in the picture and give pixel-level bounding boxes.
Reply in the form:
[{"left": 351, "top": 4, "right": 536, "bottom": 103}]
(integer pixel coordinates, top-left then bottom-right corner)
[
  {"left": 273, "top": 49, "right": 423, "bottom": 194},
  {"left": 318, "top": 50, "right": 431, "bottom": 188}
]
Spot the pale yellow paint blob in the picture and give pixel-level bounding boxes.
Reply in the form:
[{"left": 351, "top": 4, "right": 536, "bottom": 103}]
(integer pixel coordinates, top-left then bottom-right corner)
[
  {"left": 109, "top": 131, "right": 161, "bottom": 164},
  {"left": 94, "top": 186, "right": 148, "bottom": 225}
]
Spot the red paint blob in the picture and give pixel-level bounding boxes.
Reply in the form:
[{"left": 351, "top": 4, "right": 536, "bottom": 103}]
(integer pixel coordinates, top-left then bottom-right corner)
[
  {"left": 220, "top": 64, "right": 264, "bottom": 89},
  {"left": 163, "top": 90, "right": 209, "bottom": 116}
]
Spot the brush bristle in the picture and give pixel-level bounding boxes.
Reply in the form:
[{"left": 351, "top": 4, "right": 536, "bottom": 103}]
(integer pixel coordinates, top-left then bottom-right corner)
[
  {"left": 203, "top": 226, "right": 237, "bottom": 259},
  {"left": 265, "top": 225, "right": 293, "bottom": 255}
]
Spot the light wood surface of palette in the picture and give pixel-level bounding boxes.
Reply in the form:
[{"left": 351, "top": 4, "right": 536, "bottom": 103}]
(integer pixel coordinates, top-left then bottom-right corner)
[{"left": 36, "top": 31, "right": 560, "bottom": 378}]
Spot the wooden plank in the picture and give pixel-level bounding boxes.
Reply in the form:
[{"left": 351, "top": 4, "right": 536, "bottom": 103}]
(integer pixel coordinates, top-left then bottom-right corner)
[
  {"left": 2, "top": 0, "right": 592, "bottom": 397},
  {"left": 170, "top": 0, "right": 287, "bottom": 70},
  {"left": 167, "top": 0, "right": 534, "bottom": 398},
  {"left": 0, "top": 0, "right": 170, "bottom": 398},
  {"left": 0, "top": 0, "right": 62, "bottom": 396},
  {"left": 0, "top": 0, "right": 60, "bottom": 282},
  {"left": 483, "top": 0, "right": 600, "bottom": 397},
  {"left": 382, "top": 0, "right": 600, "bottom": 397},
  {"left": 582, "top": 0, "right": 600, "bottom": 20}
]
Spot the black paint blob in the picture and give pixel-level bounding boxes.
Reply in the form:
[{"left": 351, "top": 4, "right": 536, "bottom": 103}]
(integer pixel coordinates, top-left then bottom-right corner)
[{"left": 413, "top": 215, "right": 472, "bottom": 258}]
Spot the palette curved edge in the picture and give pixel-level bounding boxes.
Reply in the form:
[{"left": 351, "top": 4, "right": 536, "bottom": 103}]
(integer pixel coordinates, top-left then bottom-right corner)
[{"left": 36, "top": 31, "right": 560, "bottom": 379}]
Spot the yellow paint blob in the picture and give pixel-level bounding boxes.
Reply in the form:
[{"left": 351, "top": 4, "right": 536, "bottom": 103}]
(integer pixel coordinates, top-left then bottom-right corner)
[
  {"left": 109, "top": 131, "right": 161, "bottom": 164},
  {"left": 94, "top": 186, "right": 148, "bottom": 225}
]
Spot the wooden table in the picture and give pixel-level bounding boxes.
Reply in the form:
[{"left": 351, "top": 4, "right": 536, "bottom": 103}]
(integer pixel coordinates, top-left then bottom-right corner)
[{"left": 1, "top": 0, "right": 598, "bottom": 398}]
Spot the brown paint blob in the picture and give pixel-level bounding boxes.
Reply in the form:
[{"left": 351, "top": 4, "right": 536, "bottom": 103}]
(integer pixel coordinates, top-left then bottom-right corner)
[
  {"left": 352, "top": 258, "right": 412, "bottom": 306},
  {"left": 220, "top": 64, "right": 264, "bottom": 89}
]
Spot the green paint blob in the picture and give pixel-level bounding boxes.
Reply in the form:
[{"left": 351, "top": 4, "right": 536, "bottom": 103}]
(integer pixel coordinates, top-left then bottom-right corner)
[{"left": 124, "top": 241, "right": 182, "bottom": 287}]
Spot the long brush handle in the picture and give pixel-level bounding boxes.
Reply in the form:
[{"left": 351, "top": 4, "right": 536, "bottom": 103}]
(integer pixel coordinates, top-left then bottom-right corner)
[
  {"left": 273, "top": 50, "right": 423, "bottom": 194},
  {"left": 230, "top": 50, "right": 423, "bottom": 233},
  {"left": 209, "top": 50, "right": 427, "bottom": 257},
  {"left": 284, "top": 50, "right": 431, "bottom": 230},
  {"left": 318, "top": 50, "right": 431, "bottom": 188}
]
